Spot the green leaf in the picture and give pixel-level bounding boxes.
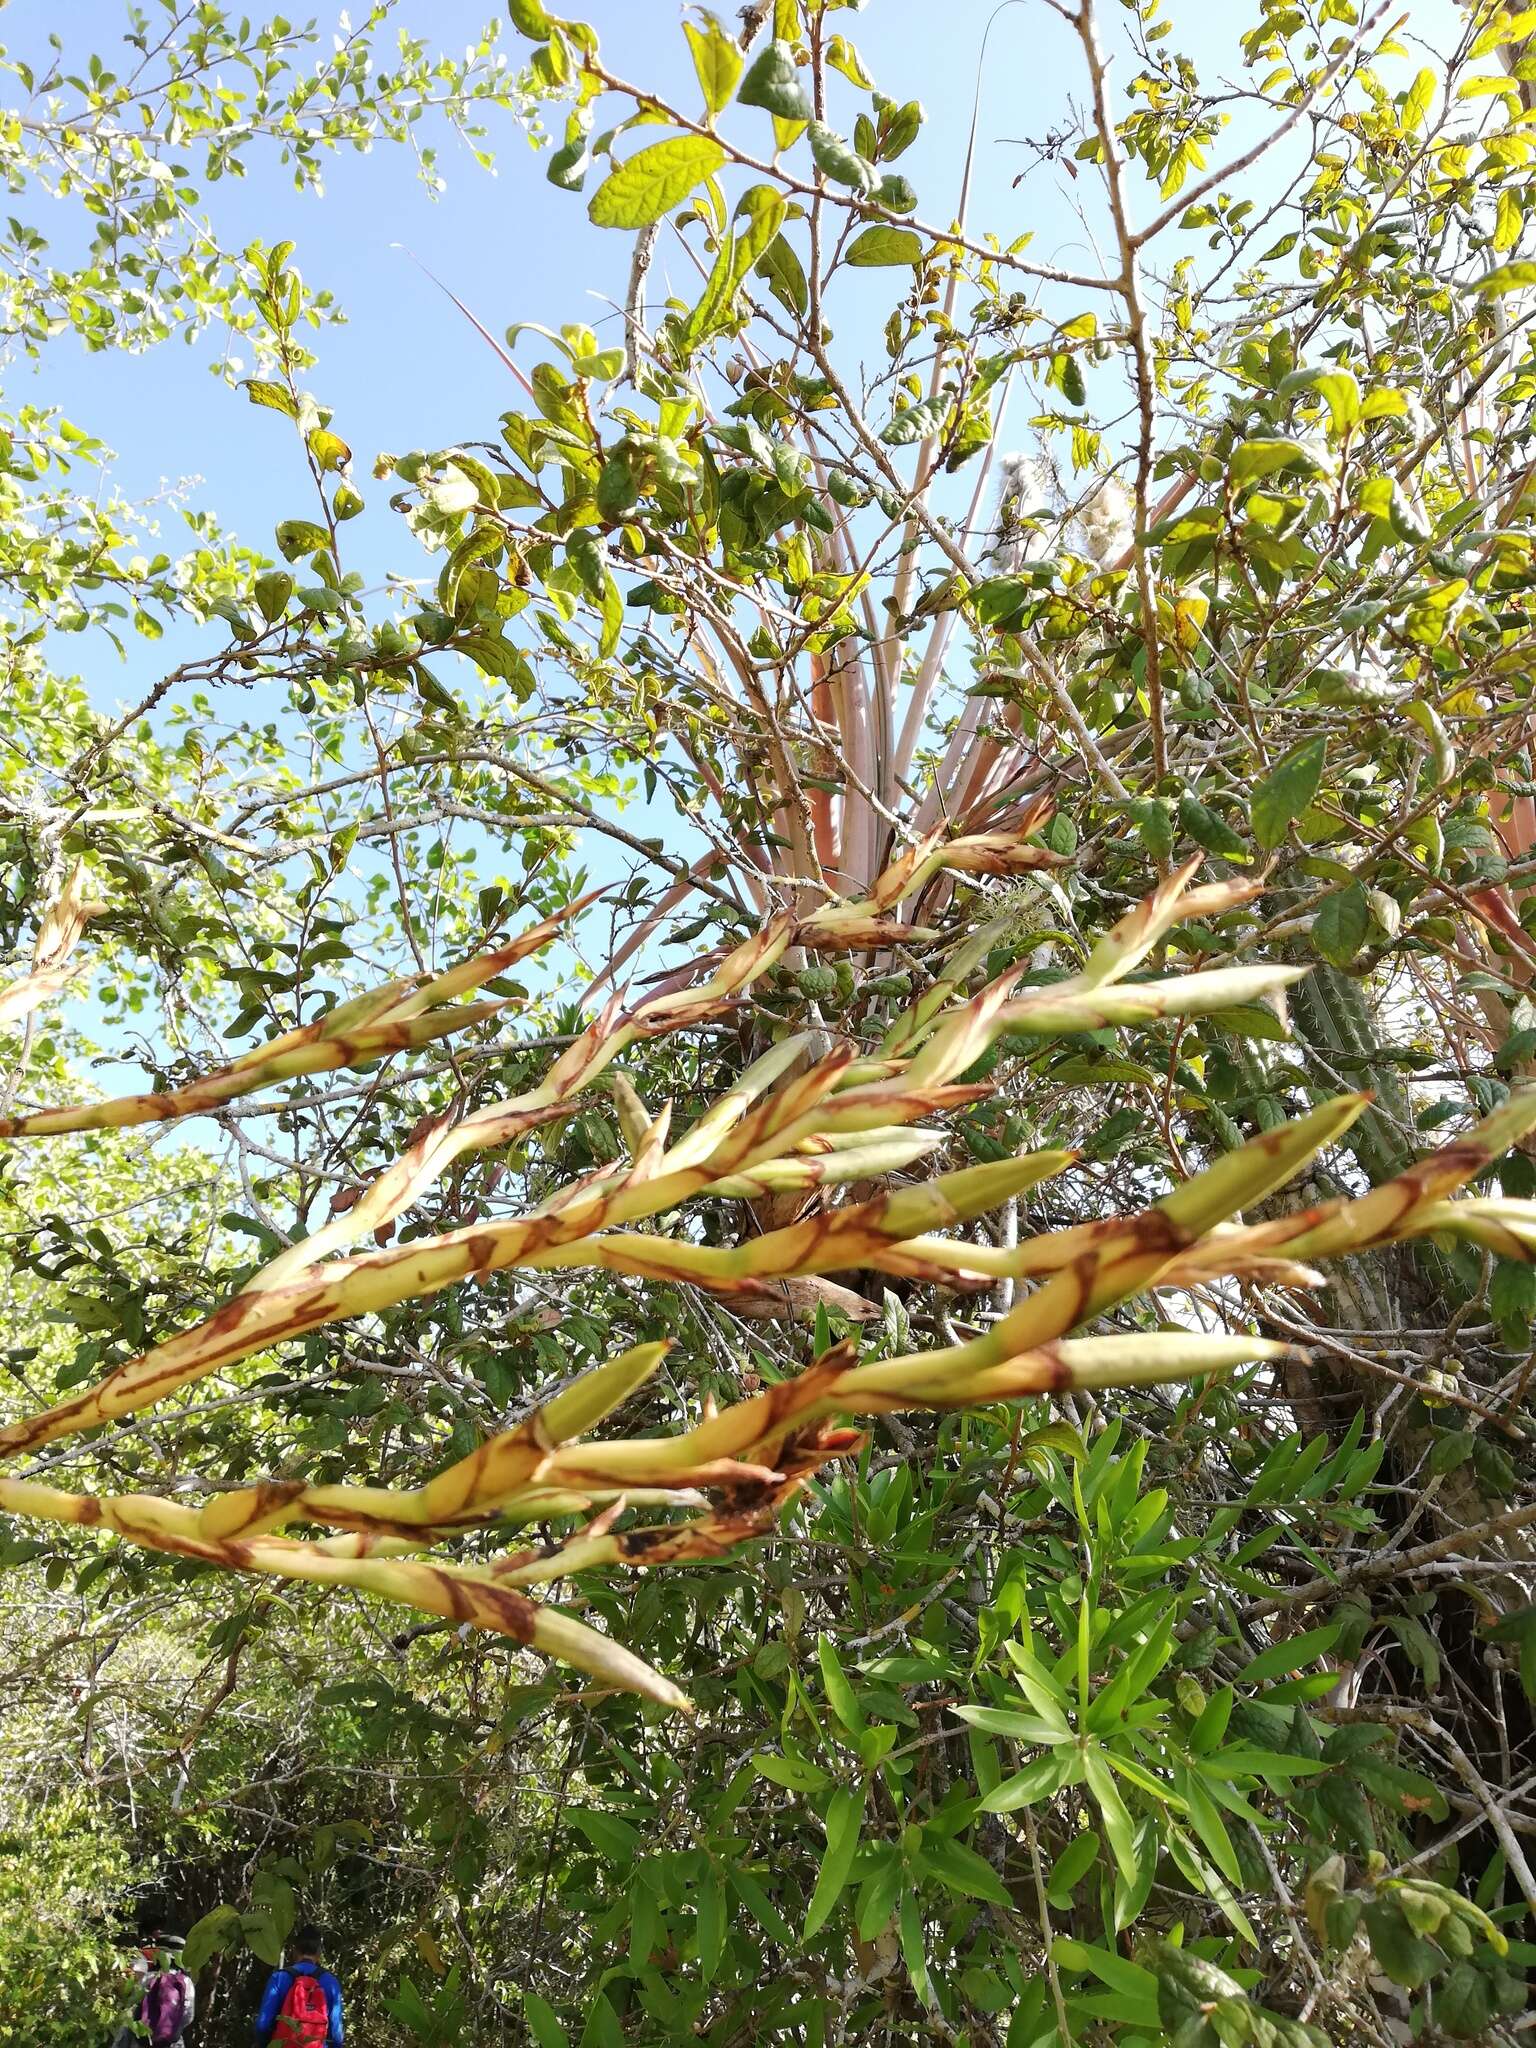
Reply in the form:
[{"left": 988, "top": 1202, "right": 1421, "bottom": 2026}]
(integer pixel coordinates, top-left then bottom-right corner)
[
  {"left": 567, "top": 1808, "right": 640, "bottom": 1858},
  {"left": 1252, "top": 736, "right": 1327, "bottom": 850},
  {"left": 507, "top": 0, "right": 552, "bottom": 36},
  {"left": 547, "top": 136, "right": 590, "bottom": 191},
  {"left": 588, "top": 136, "right": 729, "bottom": 230},
  {"left": 308, "top": 427, "right": 350, "bottom": 474},
  {"left": 1178, "top": 794, "right": 1249, "bottom": 862},
  {"left": 899, "top": 1891, "right": 934, "bottom": 2007},
  {"left": 253, "top": 570, "right": 294, "bottom": 623},
  {"left": 878, "top": 96, "right": 925, "bottom": 160},
  {"left": 808, "top": 121, "right": 874, "bottom": 192},
  {"left": 1216, "top": 1003, "right": 1291, "bottom": 1041},
  {"left": 971, "top": 576, "right": 1030, "bottom": 628},
  {"left": 881, "top": 393, "right": 950, "bottom": 446},
  {"left": 1429, "top": 1427, "right": 1476, "bottom": 1477},
  {"left": 803, "top": 1784, "right": 865, "bottom": 1937},
  {"left": 241, "top": 1908, "right": 286, "bottom": 1966},
  {"left": 684, "top": 14, "right": 744, "bottom": 117},
  {"left": 1491, "top": 1257, "right": 1536, "bottom": 1340},
  {"left": 1201, "top": 1747, "right": 1327, "bottom": 1781},
  {"left": 1498, "top": 191, "right": 1521, "bottom": 262},
  {"left": 1479, "top": 261, "right": 1536, "bottom": 296},
  {"left": 1189, "top": 1684, "right": 1234, "bottom": 1754},
  {"left": 457, "top": 632, "right": 530, "bottom": 687},
  {"left": 1083, "top": 1747, "right": 1139, "bottom": 1889},
  {"left": 1001, "top": 1638, "right": 1073, "bottom": 1719},
  {"left": 1234, "top": 1622, "right": 1343, "bottom": 1688},
  {"left": 275, "top": 519, "right": 328, "bottom": 562},
  {"left": 598, "top": 568, "right": 623, "bottom": 659},
  {"left": 522, "top": 1991, "right": 571, "bottom": 2048},
  {"left": 733, "top": 183, "right": 787, "bottom": 268},
  {"left": 818, "top": 1633, "right": 864, "bottom": 1731},
  {"left": 1312, "top": 883, "right": 1369, "bottom": 969},
  {"left": 1386, "top": 1613, "right": 1442, "bottom": 1688},
  {"left": 1436, "top": 1961, "right": 1496, "bottom": 2038},
  {"left": 979, "top": 1750, "right": 1071, "bottom": 1811},
  {"left": 1146, "top": 1939, "right": 1247, "bottom": 2030},
  {"left": 241, "top": 379, "right": 298, "bottom": 419},
  {"left": 846, "top": 225, "right": 923, "bottom": 267},
  {"left": 753, "top": 1750, "right": 830, "bottom": 1792},
  {"left": 440, "top": 521, "right": 503, "bottom": 613},
  {"left": 731, "top": 1868, "right": 796, "bottom": 1947},
  {"left": 1016, "top": 1419, "right": 1087, "bottom": 1469},
  {"left": 627, "top": 1873, "right": 657, "bottom": 1963},
  {"left": 1182, "top": 1771, "right": 1242, "bottom": 1886},
  {"left": 181, "top": 1904, "right": 241, "bottom": 1974},
  {"left": 738, "top": 39, "right": 811, "bottom": 122},
  {"left": 755, "top": 232, "right": 809, "bottom": 317},
  {"left": 696, "top": 1865, "right": 724, "bottom": 1981},
  {"left": 1130, "top": 798, "right": 1175, "bottom": 861},
  {"left": 1311, "top": 369, "right": 1361, "bottom": 439},
  {"left": 1363, "top": 1898, "right": 1439, "bottom": 1989},
  {"left": 855, "top": 1846, "right": 904, "bottom": 1939},
  {"left": 682, "top": 185, "right": 786, "bottom": 353},
  {"left": 1229, "top": 436, "right": 1333, "bottom": 486},
  {"left": 1403, "top": 66, "right": 1436, "bottom": 129},
  {"left": 1360, "top": 387, "right": 1408, "bottom": 422},
  {"left": 954, "top": 1705, "right": 1070, "bottom": 1744},
  {"left": 1047, "top": 1829, "right": 1100, "bottom": 1904},
  {"left": 826, "top": 33, "right": 874, "bottom": 88},
  {"left": 1053, "top": 1935, "right": 1160, "bottom": 2016},
  {"left": 921, "top": 1833, "right": 1011, "bottom": 1905}
]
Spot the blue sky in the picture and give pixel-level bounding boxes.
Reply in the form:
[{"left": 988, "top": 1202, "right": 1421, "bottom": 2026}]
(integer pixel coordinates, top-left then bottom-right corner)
[
  {"left": 3, "top": 0, "right": 1466, "bottom": 968},
  {"left": 8, "top": 0, "right": 1466, "bottom": 639},
  {"left": 0, "top": 0, "right": 1469, "bottom": 1131}
]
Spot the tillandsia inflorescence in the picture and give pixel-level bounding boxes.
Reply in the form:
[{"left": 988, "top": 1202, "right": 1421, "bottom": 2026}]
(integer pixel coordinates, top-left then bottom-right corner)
[
  {"left": 5, "top": 829, "right": 1536, "bottom": 1711},
  {"left": 0, "top": 862, "right": 106, "bottom": 1029}
]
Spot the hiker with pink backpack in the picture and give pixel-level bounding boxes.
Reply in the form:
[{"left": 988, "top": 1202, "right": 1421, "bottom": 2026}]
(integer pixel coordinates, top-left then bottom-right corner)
[
  {"left": 252, "top": 1925, "right": 345, "bottom": 2046},
  {"left": 123, "top": 1932, "right": 196, "bottom": 2047}
]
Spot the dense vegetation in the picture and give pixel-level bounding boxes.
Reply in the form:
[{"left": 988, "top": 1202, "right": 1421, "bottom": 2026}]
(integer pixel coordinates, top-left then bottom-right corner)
[{"left": 7, "top": 0, "right": 1536, "bottom": 2041}]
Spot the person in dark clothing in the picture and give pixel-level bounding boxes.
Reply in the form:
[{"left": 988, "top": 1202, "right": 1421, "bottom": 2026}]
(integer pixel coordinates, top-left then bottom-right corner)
[{"left": 252, "top": 1926, "right": 344, "bottom": 2047}]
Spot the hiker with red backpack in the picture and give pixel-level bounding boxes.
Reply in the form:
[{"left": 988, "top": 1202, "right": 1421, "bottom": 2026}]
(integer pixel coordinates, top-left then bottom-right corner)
[{"left": 252, "top": 1925, "right": 345, "bottom": 2047}]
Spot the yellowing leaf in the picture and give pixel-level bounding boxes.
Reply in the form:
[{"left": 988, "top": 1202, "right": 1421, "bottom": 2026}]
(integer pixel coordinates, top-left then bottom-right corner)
[
  {"left": 588, "top": 136, "right": 728, "bottom": 230},
  {"left": 846, "top": 225, "right": 923, "bottom": 267},
  {"left": 684, "top": 14, "right": 743, "bottom": 118},
  {"left": 1496, "top": 185, "right": 1524, "bottom": 253}
]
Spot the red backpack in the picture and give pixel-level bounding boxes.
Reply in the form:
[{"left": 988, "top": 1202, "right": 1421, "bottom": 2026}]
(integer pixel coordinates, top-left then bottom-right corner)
[{"left": 274, "top": 1968, "right": 329, "bottom": 2046}]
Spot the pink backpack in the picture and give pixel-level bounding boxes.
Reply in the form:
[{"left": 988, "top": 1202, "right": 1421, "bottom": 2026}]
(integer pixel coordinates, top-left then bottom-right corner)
[{"left": 142, "top": 1968, "right": 189, "bottom": 2044}]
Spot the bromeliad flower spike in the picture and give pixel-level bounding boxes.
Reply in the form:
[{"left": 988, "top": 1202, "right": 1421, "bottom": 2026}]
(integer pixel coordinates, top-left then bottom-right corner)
[{"left": 4, "top": 836, "right": 1536, "bottom": 1710}]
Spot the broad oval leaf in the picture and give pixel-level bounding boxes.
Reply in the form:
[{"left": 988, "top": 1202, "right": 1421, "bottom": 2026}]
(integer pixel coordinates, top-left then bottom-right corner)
[
  {"left": 1228, "top": 436, "right": 1333, "bottom": 487},
  {"left": 1252, "top": 735, "right": 1327, "bottom": 850},
  {"left": 684, "top": 15, "right": 743, "bottom": 118},
  {"left": 738, "top": 39, "right": 811, "bottom": 122},
  {"left": 588, "top": 136, "right": 728, "bottom": 230},
  {"left": 847, "top": 225, "right": 923, "bottom": 267}
]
